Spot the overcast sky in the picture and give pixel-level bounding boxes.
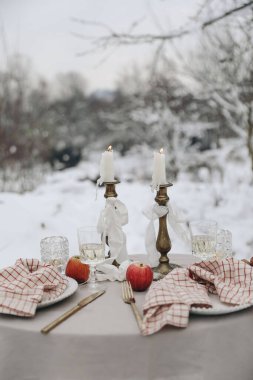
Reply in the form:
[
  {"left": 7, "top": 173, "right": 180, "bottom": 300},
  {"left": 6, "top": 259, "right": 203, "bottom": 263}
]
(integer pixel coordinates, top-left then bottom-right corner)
[{"left": 0, "top": 0, "right": 200, "bottom": 91}]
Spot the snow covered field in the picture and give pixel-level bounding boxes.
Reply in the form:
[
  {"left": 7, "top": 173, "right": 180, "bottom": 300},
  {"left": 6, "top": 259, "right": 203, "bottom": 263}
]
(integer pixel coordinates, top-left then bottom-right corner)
[{"left": 0, "top": 150, "right": 252, "bottom": 269}]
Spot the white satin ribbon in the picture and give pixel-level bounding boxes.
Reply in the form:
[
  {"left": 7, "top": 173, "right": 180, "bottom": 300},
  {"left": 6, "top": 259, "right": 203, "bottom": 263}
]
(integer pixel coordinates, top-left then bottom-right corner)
[
  {"left": 143, "top": 204, "right": 168, "bottom": 267},
  {"left": 167, "top": 203, "right": 191, "bottom": 248},
  {"left": 143, "top": 203, "right": 191, "bottom": 267},
  {"left": 97, "top": 197, "right": 129, "bottom": 264},
  {"left": 96, "top": 259, "right": 132, "bottom": 282}
]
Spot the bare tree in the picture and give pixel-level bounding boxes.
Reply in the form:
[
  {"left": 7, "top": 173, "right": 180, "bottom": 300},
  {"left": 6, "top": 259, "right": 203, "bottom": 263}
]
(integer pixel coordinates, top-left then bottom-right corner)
[
  {"left": 188, "top": 14, "right": 253, "bottom": 170},
  {"left": 72, "top": 0, "right": 253, "bottom": 55},
  {"left": 0, "top": 55, "right": 51, "bottom": 191},
  {"left": 72, "top": 0, "right": 253, "bottom": 175}
]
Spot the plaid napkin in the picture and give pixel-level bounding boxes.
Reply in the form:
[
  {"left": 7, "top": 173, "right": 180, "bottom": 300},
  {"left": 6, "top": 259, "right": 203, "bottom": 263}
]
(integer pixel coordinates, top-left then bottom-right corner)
[
  {"left": 0, "top": 258, "right": 68, "bottom": 317},
  {"left": 142, "top": 258, "right": 253, "bottom": 335}
]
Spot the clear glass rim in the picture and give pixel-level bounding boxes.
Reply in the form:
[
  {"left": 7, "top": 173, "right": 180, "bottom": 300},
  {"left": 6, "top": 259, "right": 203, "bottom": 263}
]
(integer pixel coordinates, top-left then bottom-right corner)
[
  {"left": 217, "top": 228, "right": 232, "bottom": 235},
  {"left": 40, "top": 236, "right": 68, "bottom": 246}
]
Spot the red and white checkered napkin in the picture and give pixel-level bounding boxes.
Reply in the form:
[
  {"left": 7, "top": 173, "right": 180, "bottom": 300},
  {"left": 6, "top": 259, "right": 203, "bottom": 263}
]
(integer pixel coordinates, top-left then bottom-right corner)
[
  {"left": 142, "top": 258, "right": 253, "bottom": 336},
  {"left": 0, "top": 258, "right": 68, "bottom": 317}
]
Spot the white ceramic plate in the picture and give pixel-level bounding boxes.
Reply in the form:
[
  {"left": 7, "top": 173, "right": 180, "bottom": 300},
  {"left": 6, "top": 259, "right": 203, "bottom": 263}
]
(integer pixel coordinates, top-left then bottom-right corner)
[
  {"left": 190, "top": 293, "right": 252, "bottom": 315},
  {"left": 37, "top": 277, "right": 78, "bottom": 309}
]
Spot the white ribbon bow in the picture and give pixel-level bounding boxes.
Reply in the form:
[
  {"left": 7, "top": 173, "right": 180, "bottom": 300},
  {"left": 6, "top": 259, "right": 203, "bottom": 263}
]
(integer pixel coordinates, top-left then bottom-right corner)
[
  {"left": 96, "top": 259, "right": 132, "bottom": 282},
  {"left": 143, "top": 204, "right": 168, "bottom": 267},
  {"left": 167, "top": 203, "right": 191, "bottom": 248},
  {"left": 97, "top": 197, "right": 129, "bottom": 264},
  {"left": 143, "top": 203, "right": 191, "bottom": 267}
]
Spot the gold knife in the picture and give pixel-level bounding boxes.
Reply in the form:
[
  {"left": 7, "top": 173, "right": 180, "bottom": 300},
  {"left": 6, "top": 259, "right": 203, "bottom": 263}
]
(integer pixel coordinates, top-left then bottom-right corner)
[{"left": 41, "top": 289, "right": 105, "bottom": 334}]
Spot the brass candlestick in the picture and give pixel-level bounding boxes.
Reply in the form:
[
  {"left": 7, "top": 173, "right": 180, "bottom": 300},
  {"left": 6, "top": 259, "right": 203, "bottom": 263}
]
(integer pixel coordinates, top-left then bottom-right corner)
[
  {"left": 154, "top": 183, "right": 180, "bottom": 276},
  {"left": 103, "top": 180, "right": 120, "bottom": 266}
]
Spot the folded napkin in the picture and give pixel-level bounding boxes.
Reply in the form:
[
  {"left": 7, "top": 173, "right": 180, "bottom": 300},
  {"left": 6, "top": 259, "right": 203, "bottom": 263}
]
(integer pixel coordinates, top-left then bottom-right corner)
[
  {"left": 142, "top": 258, "right": 253, "bottom": 335},
  {"left": 0, "top": 258, "right": 68, "bottom": 317}
]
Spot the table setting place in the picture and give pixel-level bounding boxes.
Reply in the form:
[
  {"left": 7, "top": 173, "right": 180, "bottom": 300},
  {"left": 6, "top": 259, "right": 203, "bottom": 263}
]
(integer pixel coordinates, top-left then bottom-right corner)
[{"left": 1, "top": 146, "right": 253, "bottom": 338}]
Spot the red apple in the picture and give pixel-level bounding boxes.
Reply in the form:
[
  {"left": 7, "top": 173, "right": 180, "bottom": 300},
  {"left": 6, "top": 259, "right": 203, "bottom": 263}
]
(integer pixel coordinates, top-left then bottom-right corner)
[
  {"left": 126, "top": 262, "right": 153, "bottom": 291},
  {"left": 65, "top": 256, "right": 90, "bottom": 283}
]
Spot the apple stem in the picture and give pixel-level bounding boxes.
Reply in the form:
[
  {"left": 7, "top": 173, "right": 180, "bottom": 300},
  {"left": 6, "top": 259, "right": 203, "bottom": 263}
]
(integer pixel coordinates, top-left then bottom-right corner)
[{"left": 140, "top": 263, "right": 144, "bottom": 267}]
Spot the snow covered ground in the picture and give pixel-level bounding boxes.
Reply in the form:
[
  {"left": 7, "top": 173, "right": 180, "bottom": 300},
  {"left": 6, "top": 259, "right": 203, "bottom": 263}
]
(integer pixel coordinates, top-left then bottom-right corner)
[{"left": 0, "top": 151, "right": 253, "bottom": 269}]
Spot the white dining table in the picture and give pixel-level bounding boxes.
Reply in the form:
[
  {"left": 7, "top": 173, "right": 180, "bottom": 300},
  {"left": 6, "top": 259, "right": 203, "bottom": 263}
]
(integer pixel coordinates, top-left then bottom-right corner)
[{"left": 1, "top": 254, "right": 253, "bottom": 380}]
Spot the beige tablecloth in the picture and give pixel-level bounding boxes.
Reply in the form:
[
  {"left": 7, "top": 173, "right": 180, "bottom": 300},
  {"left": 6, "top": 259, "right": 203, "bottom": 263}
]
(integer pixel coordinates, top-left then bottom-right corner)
[{"left": 1, "top": 254, "right": 253, "bottom": 380}]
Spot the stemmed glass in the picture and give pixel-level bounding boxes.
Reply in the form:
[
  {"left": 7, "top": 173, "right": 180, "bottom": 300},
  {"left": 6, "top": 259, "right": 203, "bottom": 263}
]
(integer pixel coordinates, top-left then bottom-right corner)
[{"left": 77, "top": 226, "right": 105, "bottom": 290}]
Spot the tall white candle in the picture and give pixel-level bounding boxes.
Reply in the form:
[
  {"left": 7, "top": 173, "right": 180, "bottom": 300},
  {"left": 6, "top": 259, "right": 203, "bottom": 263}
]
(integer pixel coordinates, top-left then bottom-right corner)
[
  {"left": 158, "top": 148, "right": 166, "bottom": 184},
  {"left": 99, "top": 145, "right": 115, "bottom": 182},
  {"left": 151, "top": 148, "right": 166, "bottom": 190}
]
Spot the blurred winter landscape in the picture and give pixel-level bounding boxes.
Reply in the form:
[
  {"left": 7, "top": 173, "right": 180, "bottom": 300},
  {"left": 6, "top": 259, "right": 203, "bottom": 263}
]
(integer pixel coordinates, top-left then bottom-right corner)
[{"left": 0, "top": 0, "right": 253, "bottom": 268}]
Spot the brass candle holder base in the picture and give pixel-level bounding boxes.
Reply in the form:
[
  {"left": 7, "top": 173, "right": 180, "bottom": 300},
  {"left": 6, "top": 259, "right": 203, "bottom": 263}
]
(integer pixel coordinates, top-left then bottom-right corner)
[
  {"left": 103, "top": 180, "right": 120, "bottom": 267},
  {"left": 153, "top": 183, "right": 180, "bottom": 277},
  {"left": 103, "top": 180, "right": 120, "bottom": 198}
]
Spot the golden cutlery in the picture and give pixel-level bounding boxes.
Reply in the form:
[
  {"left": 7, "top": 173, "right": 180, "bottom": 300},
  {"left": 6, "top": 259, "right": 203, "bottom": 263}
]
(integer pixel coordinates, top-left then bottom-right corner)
[
  {"left": 121, "top": 281, "right": 143, "bottom": 332},
  {"left": 41, "top": 289, "right": 105, "bottom": 334}
]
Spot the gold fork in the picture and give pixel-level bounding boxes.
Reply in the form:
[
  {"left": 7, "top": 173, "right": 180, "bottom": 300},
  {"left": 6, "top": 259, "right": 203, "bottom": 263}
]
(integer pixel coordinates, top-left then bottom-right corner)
[{"left": 121, "top": 281, "right": 143, "bottom": 332}]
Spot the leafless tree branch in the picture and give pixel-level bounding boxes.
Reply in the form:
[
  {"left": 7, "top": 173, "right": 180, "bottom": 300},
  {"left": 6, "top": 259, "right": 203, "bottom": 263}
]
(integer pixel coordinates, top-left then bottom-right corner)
[
  {"left": 202, "top": 0, "right": 253, "bottom": 28},
  {"left": 72, "top": 0, "right": 253, "bottom": 51}
]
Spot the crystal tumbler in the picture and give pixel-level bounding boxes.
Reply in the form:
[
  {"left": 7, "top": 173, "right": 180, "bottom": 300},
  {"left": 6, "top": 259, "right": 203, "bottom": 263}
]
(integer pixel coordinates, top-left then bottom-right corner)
[
  {"left": 215, "top": 229, "right": 232, "bottom": 259},
  {"left": 40, "top": 236, "right": 69, "bottom": 274},
  {"left": 190, "top": 220, "right": 217, "bottom": 260}
]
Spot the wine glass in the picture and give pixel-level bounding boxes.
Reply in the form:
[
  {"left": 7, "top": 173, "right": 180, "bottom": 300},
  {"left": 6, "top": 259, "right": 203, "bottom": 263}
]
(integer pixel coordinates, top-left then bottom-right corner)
[{"left": 77, "top": 226, "right": 105, "bottom": 290}]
